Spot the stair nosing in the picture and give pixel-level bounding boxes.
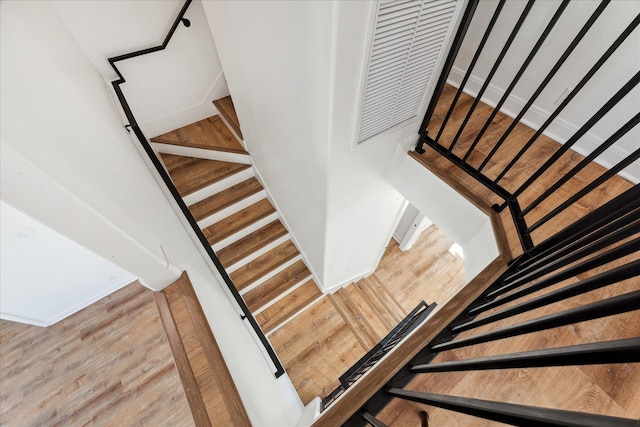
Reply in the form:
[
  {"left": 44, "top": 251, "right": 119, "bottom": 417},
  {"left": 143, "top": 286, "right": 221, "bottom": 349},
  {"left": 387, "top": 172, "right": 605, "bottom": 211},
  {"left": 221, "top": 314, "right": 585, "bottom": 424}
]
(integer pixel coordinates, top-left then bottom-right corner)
[
  {"left": 196, "top": 190, "right": 267, "bottom": 230},
  {"left": 183, "top": 167, "right": 255, "bottom": 206},
  {"left": 237, "top": 255, "right": 302, "bottom": 296},
  {"left": 225, "top": 234, "right": 291, "bottom": 274},
  {"left": 252, "top": 274, "right": 313, "bottom": 316},
  {"left": 265, "top": 293, "right": 324, "bottom": 337},
  {"left": 211, "top": 212, "right": 280, "bottom": 251}
]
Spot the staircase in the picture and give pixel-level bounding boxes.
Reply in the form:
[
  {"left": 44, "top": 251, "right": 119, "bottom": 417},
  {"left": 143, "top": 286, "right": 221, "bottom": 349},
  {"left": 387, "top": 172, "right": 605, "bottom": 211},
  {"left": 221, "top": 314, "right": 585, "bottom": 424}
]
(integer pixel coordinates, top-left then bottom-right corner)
[
  {"left": 150, "top": 98, "right": 439, "bottom": 406},
  {"left": 151, "top": 97, "right": 324, "bottom": 338}
]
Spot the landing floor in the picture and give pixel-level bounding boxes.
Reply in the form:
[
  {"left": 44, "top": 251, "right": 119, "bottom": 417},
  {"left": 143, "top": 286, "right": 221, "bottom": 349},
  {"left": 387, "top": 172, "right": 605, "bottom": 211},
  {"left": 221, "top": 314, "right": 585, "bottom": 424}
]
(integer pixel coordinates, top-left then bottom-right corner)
[{"left": 272, "top": 225, "right": 465, "bottom": 405}]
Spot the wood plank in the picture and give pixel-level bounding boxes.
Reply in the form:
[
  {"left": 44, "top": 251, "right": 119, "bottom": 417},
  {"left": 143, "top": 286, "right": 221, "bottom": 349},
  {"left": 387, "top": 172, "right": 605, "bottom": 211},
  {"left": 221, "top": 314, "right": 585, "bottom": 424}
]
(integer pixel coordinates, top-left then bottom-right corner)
[
  {"left": 354, "top": 279, "right": 396, "bottom": 331},
  {"left": 165, "top": 156, "right": 250, "bottom": 198},
  {"left": 268, "top": 297, "right": 367, "bottom": 404},
  {"left": 216, "top": 220, "right": 288, "bottom": 268},
  {"left": 189, "top": 177, "right": 263, "bottom": 222},
  {"left": 0, "top": 283, "right": 194, "bottom": 427},
  {"left": 312, "top": 256, "right": 510, "bottom": 427},
  {"left": 160, "top": 152, "right": 200, "bottom": 173},
  {"left": 154, "top": 290, "right": 211, "bottom": 427},
  {"left": 202, "top": 198, "right": 275, "bottom": 245},
  {"left": 151, "top": 116, "right": 246, "bottom": 153},
  {"left": 328, "top": 289, "right": 380, "bottom": 350},
  {"left": 361, "top": 275, "right": 407, "bottom": 323},
  {"left": 418, "top": 83, "right": 633, "bottom": 251},
  {"left": 175, "top": 273, "right": 251, "bottom": 427},
  {"left": 244, "top": 260, "right": 310, "bottom": 312},
  {"left": 258, "top": 279, "right": 323, "bottom": 334},
  {"left": 344, "top": 285, "right": 390, "bottom": 341},
  {"left": 213, "top": 96, "right": 243, "bottom": 140},
  {"left": 230, "top": 240, "right": 300, "bottom": 291}
]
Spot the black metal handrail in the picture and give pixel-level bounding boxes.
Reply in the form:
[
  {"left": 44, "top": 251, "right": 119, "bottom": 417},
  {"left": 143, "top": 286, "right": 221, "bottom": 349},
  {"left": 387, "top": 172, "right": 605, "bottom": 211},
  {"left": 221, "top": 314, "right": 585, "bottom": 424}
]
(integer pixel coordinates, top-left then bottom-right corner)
[
  {"left": 343, "top": 182, "right": 639, "bottom": 427},
  {"left": 321, "top": 301, "right": 436, "bottom": 410},
  {"left": 107, "top": 0, "right": 285, "bottom": 378},
  {"left": 416, "top": 0, "right": 640, "bottom": 253}
]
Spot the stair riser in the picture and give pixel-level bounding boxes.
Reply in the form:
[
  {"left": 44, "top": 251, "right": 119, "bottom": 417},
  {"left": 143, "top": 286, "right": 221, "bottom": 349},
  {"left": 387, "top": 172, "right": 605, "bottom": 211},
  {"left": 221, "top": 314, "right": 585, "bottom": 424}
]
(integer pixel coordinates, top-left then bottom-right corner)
[
  {"left": 252, "top": 274, "right": 313, "bottom": 316},
  {"left": 153, "top": 142, "right": 250, "bottom": 164},
  {"left": 197, "top": 190, "right": 267, "bottom": 230},
  {"left": 225, "top": 234, "right": 291, "bottom": 274},
  {"left": 211, "top": 212, "right": 280, "bottom": 251},
  {"left": 183, "top": 167, "right": 255, "bottom": 206},
  {"left": 238, "top": 255, "right": 302, "bottom": 296},
  {"left": 264, "top": 294, "right": 324, "bottom": 336}
]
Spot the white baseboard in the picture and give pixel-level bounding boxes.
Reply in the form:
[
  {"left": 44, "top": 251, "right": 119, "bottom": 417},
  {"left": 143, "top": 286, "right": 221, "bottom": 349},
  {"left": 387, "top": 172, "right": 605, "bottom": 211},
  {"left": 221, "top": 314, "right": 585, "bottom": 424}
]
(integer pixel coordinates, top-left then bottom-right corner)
[
  {"left": 0, "top": 275, "right": 136, "bottom": 327},
  {"left": 448, "top": 66, "right": 639, "bottom": 184}
]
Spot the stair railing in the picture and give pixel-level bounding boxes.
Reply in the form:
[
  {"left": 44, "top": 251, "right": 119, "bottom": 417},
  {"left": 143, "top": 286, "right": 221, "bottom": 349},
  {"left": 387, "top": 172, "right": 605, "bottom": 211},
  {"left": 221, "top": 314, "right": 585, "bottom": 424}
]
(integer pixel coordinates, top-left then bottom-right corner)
[
  {"left": 314, "top": 182, "right": 639, "bottom": 427},
  {"left": 322, "top": 301, "right": 437, "bottom": 410},
  {"left": 416, "top": 0, "right": 640, "bottom": 253},
  {"left": 107, "top": 0, "right": 285, "bottom": 378}
]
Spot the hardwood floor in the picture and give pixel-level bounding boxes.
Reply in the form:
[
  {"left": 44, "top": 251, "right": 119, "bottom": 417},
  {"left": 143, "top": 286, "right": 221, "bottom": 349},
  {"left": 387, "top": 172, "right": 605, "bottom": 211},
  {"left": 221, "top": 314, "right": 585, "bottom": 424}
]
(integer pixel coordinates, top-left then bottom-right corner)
[
  {"left": 415, "top": 84, "right": 633, "bottom": 256},
  {"left": 152, "top": 116, "right": 245, "bottom": 154},
  {"left": 366, "top": 84, "right": 640, "bottom": 424},
  {"left": 273, "top": 225, "right": 467, "bottom": 405},
  {"left": 0, "top": 282, "right": 194, "bottom": 426}
]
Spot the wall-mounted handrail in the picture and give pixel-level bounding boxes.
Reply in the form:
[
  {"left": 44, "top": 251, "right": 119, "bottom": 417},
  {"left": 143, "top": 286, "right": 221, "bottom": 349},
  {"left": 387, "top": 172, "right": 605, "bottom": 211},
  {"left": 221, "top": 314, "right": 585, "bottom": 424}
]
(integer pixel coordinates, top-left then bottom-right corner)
[{"left": 107, "top": 0, "right": 285, "bottom": 378}]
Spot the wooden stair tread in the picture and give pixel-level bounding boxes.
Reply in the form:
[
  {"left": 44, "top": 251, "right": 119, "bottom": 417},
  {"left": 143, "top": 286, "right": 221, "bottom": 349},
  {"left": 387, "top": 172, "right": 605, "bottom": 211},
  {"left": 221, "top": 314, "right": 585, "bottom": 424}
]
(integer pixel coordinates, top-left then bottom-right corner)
[
  {"left": 189, "top": 177, "right": 263, "bottom": 222},
  {"left": 256, "top": 280, "right": 322, "bottom": 335},
  {"left": 354, "top": 280, "right": 397, "bottom": 331},
  {"left": 160, "top": 153, "right": 200, "bottom": 174},
  {"left": 230, "top": 240, "right": 299, "bottom": 291},
  {"left": 213, "top": 96, "right": 243, "bottom": 140},
  {"left": 151, "top": 116, "right": 246, "bottom": 154},
  {"left": 345, "top": 284, "right": 389, "bottom": 340},
  {"left": 360, "top": 275, "right": 407, "bottom": 323},
  {"left": 244, "top": 260, "right": 310, "bottom": 312},
  {"left": 202, "top": 198, "right": 276, "bottom": 245},
  {"left": 216, "top": 221, "right": 288, "bottom": 268},
  {"left": 329, "top": 289, "right": 379, "bottom": 350},
  {"left": 165, "top": 155, "right": 251, "bottom": 198}
]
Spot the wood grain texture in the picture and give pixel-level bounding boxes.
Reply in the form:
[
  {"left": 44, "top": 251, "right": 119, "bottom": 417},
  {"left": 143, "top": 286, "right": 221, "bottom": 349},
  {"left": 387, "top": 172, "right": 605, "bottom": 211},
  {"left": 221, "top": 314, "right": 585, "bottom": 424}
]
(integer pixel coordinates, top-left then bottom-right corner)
[
  {"left": 244, "top": 259, "right": 310, "bottom": 312},
  {"left": 162, "top": 155, "right": 250, "bottom": 198},
  {"left": 268, "top": 297, "right": 367, "bottom": 404},
  {"left": 162, "top": 273, "right": 251, "bottom": 427},
  {"left": 216, "top": 220, "right": 288, "bottom": 268},
  {"left": 213, "top": 96, "right": 243, "bottom": 140},
  {"left": 202, "top": 198, "right": 275, "bottom": 245},
  {"left": 257, "top": 279, "right": 322, "bottom": 335},
  {"left": 416, "top": 83, "right": 633, "bottom": 255},
  {"left": 329, "top": 289, "right": 380, "bottom": 350},
  {"left": 155, "top": 290, "right": 211, "bottom": 427},
  {"left": 313, "top": 256, "right": 510, "bottom": 426},
  {"left": 188, "top": 177, "right": 263, "bottom": 222},
  {"left": 151, "top": 116, "right": 246, "bottom": 153},
  {"left": 230, "top": 240, "right": 299, "bottom": 291},
  {"left": 0, "top": 282, "right": 194, "bottom": 427}
]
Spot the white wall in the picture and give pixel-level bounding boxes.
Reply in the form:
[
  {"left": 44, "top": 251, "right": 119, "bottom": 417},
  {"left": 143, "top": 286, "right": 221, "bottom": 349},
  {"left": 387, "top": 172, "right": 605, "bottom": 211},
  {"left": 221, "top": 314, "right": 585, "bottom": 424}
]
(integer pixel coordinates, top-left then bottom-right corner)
[
  {"left": 393, "top": 155, "right": 499, "bottom": 281},
  {"left": 450, "top": 0, "right": 640, "bottom": 182},
  {"left": 50, "top": 0, "right": 229, "bottom": 138},
  {"left": 202, "top": 1, "right": 464, "bottom": 291},
  {"left": 0, "top": 2, "right": 302, "bottom": 424},
  {"left": 1, "top": 202, "right": 135, "bottom": 326}
]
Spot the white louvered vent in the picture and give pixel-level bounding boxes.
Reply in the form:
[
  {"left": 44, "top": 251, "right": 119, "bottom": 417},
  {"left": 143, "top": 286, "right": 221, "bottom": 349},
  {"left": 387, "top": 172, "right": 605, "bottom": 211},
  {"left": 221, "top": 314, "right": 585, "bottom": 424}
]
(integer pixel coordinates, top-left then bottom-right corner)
[{"left": 357, "top": 0, "right": 457, "bottom": 143}]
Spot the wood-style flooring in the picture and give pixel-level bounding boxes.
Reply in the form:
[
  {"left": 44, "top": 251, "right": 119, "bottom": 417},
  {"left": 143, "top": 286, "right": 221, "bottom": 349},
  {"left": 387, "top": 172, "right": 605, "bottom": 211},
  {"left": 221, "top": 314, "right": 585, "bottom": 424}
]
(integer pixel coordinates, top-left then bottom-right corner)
[
  {"left": 274, "top": 225, "right": 466, "bottom": 405},
  {"left": 0, "top": 282, "right": 194, "bottom": 426},
  {"left": 414, "top": 84, "right": 633, "bottom": 256},
  {"left": 366, "top": 85, "right": 640, "bottom": 425}
]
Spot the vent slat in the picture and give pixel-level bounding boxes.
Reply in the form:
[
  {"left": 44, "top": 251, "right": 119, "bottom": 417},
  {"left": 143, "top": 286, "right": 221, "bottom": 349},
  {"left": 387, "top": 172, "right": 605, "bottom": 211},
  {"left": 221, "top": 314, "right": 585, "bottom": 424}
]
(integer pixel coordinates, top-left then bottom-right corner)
[{"left": 357, "top": 0, "right": 457, "bottom": 143}]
